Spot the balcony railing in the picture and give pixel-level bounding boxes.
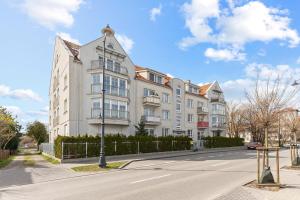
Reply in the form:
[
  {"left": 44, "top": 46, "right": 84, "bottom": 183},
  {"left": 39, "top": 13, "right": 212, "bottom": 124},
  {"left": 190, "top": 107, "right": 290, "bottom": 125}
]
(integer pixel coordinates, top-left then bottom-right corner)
[
  {"left": 90, "top": 84, "right": 129, "bottom": 97},
  {"left": 197, "top": 121, "right": 209, "bottom": 128},
  {"left": 89, "top": 60, "right": 128, "bottom": 76},
  {"left": 142, "top": 115, "right": 161, "bottom": 124},
  {"left": 197, "top": 107, "right": 208, "bottom": 114},
  {"left": 210, "top": 98, "right": 225, "bottom": 103},
  {"left": 143, "top": 95, "right": 160, "bottom": 106},
  {"left": 91, "top": 108, "right": 129, "bottom": 120},
  {"left": 212, "top": 123, "right": 226, "bottom": 129}
]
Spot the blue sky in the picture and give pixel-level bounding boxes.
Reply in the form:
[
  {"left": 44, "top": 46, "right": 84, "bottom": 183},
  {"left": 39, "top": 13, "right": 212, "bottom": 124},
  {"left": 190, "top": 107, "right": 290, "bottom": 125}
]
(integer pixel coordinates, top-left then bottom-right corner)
[{"left": 1, "top": 0, "right": 300, "bottom": 129}]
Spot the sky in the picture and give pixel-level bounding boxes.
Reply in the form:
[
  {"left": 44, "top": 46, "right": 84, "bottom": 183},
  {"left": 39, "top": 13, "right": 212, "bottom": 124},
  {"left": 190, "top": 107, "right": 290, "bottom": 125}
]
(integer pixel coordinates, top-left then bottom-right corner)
[{"left": 1, "top": 0, "right": 300, "bottom": 129}]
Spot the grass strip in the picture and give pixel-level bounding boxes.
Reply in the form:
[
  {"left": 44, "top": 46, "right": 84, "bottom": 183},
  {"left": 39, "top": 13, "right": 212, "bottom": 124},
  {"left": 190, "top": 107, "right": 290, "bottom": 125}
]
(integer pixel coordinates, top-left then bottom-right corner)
[
  {"left": 24, "top": 155, "right": 36, "bottom": 166},
  {"left": 71, "top": 162, "right": 126, "bottom": 172},
  {"left": 42, "top": 154, "right": 60, "bottom": 165},
  {"left": 0, "top": 156, "right": 15, "bottom": 169}
]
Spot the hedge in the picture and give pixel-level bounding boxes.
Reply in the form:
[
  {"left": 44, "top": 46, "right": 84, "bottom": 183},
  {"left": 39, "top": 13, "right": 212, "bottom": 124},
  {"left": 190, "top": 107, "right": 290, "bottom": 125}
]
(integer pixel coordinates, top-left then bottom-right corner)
[
  {"left": 203, "top": 136, "right": 244, "bottom": 148},
  {"left": 54, "top": 134, "right": 192, "bottom": 159}
]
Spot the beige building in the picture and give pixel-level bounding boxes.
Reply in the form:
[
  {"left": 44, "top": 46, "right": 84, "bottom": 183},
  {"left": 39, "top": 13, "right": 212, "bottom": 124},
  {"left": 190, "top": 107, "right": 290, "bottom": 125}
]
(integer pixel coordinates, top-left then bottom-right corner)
[{"left": 49, "top": 25, "right": 227, "bottom": 143}]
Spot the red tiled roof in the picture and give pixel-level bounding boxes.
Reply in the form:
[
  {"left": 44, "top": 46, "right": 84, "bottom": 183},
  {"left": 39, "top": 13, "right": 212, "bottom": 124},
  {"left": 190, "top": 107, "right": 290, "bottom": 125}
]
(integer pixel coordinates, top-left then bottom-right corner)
[
  {"left": 63, "top": 40, "right": 81, "bottom": 62},
  {"left": 199, "top": 83, "right": 212, "bottom": 96}
]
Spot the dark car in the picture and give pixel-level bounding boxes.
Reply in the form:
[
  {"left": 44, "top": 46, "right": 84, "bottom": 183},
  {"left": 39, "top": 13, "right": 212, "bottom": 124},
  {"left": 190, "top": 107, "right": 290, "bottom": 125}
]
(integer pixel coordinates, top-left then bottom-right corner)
[{"left": 247, "top": 142, "right": 262, "bottom": 150}]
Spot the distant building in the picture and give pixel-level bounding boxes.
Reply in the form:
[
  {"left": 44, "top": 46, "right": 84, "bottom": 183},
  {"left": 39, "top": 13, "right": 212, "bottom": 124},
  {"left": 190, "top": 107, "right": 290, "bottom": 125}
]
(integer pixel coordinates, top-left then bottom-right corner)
[{"left": 49, "top": 25, "right": 227, "bottom": 143}]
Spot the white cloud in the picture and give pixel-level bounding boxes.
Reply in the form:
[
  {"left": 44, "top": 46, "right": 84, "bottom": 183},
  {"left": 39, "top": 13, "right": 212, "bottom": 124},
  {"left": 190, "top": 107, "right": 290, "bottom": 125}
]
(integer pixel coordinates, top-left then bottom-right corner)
[
  {"left": 204, "top": 47, "right": 245, "bottom": 61},
  {"left": 5, "top": 106, "right": 24, "bottom": 117},
  {"left": 21, "top": 0, "right": 84, "bottom": 30},
  {"left": 180, "top": 0, "right": 300, "bottom": 59},
  {"left": 150, "top": 4, "right": 162, "bottom": 21},
  {"left": 0, "top": 84, "right": 42, "bottom": 102},
  {"left": 221, "top": 63, "right": 300, "bottom": 103},
  {"left": 179, "top": 0, "right": 219, "bottom": 49},
  {"left": 297, "top": 57, "right": 300, "bottom": 64},
  {"left": 57, "top": 32, "right": 80, "bottom": 44},
  {"left": 115, "top": 34, "right": 134, "bottom": 54}
]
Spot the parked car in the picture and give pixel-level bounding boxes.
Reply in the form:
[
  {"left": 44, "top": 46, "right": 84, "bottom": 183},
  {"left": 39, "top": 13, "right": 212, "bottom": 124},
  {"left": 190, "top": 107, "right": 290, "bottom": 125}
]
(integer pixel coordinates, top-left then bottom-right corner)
[{"left": 247, "top": 142, "right": 262, "bottom": 150}]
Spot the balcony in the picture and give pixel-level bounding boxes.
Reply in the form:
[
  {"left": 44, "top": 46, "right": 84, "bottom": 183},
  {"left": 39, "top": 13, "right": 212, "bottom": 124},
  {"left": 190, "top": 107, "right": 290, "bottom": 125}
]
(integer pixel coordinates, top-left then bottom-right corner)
[
  {"left": 197, "top": 121, "right": 209, "bottom": 128},
  {"left": 197, "top": 107, "right": 208, "bottom": 114},
  {"left": 89, "top": 108, "right": 129, "bottom": 125},
  {"left": 210, "top": 97, "right": 225, "bottom": 103},
  {"left": 212, "top": 123, "right": 226, "bottom": 129},
  {"left": 90, "top": 84, "right": 129, "bottom": 98},
  {"left": 142, "top": 115, "right": 161, "bottom": 125},
  {"left": 143, "top": 95, "right": 160, "bottom": 107},
  {"left": 88, "top": 60, "right": 128, "bottom": 76}
]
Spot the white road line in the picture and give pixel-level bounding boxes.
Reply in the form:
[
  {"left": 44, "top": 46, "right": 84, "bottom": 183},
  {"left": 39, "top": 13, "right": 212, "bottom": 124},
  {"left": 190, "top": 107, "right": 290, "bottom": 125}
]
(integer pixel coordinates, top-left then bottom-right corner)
[
  {"left": 210, "top": 161, "right": 230, "bottom": 167},
  {"left": 133, "top": 161, "right": 176, "bottom": 168},
  {"left": 130, "top": 174, "right": 171, "bottom": 184}
]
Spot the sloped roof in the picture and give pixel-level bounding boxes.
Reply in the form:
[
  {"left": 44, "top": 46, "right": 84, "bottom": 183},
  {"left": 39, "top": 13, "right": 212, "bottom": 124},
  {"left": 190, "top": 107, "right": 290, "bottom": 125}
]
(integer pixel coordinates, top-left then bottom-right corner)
[
  {"left": 63, "top": 40, "right": 81, "bottom": 62},
  {"left": 199, "top": 83, "right": 212, "bottom": 96}
]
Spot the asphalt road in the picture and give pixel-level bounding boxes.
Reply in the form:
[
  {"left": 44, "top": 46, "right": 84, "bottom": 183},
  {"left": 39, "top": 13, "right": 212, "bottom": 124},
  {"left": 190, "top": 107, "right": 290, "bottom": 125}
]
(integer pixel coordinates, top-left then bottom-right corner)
[{"left": 0, "top": 149, "right": 290, "bottom": 200}]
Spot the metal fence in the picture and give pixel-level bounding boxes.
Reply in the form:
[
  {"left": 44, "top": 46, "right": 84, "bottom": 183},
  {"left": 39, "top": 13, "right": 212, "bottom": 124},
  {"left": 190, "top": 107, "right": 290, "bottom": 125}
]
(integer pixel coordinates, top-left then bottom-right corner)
[
  {"left": 39, "top": 143, "right": 55, "bottom": 156},
  {"left": 61, "top": 140, "right": 190, "bottom": 160},
  {"left": 0, "top": 150, "right": 10, "bottom": 160}
]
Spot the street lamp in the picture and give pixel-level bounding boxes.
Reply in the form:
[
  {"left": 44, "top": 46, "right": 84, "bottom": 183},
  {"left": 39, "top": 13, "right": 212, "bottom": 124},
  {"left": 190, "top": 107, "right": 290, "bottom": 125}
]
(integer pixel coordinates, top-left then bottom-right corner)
[{"left": 99, "top": 25, "right": 109, "bottom": 168}]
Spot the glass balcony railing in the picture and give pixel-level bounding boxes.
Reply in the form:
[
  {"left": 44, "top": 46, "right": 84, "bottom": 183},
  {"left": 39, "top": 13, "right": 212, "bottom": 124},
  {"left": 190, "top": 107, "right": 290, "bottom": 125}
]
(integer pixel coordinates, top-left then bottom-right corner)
[
  {"left": 89, "top": 60, "right": 128, "bottom": 76},
  {"left": 91, "top": 108, "right": 128, "bottom": 120},
  {"left": 90, "top": 84, "right": 129, "bottom": 97}
]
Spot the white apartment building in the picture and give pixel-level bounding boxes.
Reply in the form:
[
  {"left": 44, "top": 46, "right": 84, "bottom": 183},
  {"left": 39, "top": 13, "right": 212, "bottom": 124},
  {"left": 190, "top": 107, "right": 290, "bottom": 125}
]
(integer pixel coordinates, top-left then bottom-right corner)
[{"left": 49, "top": 25, "right": 227, "bottom": 143}]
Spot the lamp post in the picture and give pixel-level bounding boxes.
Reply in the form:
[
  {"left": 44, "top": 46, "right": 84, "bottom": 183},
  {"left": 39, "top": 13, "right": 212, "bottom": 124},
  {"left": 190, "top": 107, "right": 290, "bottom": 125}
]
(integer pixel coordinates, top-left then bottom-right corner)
[{"left": 99, "top": 31, "right": 107, "bottom": 168}]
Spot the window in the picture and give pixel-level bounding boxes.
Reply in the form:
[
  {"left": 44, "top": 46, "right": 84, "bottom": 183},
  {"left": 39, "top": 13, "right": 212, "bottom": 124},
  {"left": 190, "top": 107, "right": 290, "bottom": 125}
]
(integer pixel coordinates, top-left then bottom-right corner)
[
  {"left": 144, "top": 107, "right": 154, "bottom": 116},
  {"left": 64, "top": 124, "right": 67, "bottom": 135},
  {"left": 107, "top": 59, "right": 113, "bottom": 71},
  {"left": 149, "top": 72, "right": 163, "bottom": 84},
  {"left": 162, "top": 110, "right": 170, "bottom": 120},
  {"left": 149, "top": 73, "right": 155, "bottom": 82},
  {"left": 187, "top": 130, "right": 193, "bottom": 138},
  {"left": 92, "top": 74, "right": 100, "bottom": 84},
  {"left": 119, "top": 79, "right": 126, "bottom": 97},
  {"left": 98, "top": 56, "right": 104, "bottom": 66},
  {"left": 64, "top": 75, "right": 67, "bottom": 90},
  {"left": 176, "top": 88, "right": 181, "bottom": 96},
  {"left": 188, "top": 114, "right": 193, "bottom": 123},
  {"left": 176, "top": 103, "right": 181, "bottom": 112},
  {"left": 104, "top": 75, "right": 110, "bottom": 94},
  {"left": 107, "top": 43, "right": 114, "bottom": 49},
  {"left": 111, "top": 77, "right": 118, "bottom": 95},
  {"left": 162, "top": 128, "right": 169, "bottom": 137},
  {"left": 114, "top": 62, "right": 121, "bottom": 73},
  {"left": 162, "top": 93, "right": 169, "bottom": 103},
  {"left": 145, "top": 128, "right": 154, "bottom": 136},
  {"left": 64, "top": 99, "right": 67, "bottom": 113},
  {"left": 157, "top": 76, "right": 162, "bottom": 84},
  {"left": 144, "top": 88, "right": 156, "bottom": 97},
  {"left": 187, "top": 99, "right": 193, "bottom": 108}
]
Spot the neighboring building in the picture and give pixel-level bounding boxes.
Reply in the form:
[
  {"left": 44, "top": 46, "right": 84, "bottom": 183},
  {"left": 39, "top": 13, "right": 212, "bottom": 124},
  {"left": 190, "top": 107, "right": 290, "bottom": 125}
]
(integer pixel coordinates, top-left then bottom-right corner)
[
  {"left": 49, "top": 25, "right": 226, "bottom": 143},
  {"left": 199, "top": 82, "right": 227, "bottom": 137}
]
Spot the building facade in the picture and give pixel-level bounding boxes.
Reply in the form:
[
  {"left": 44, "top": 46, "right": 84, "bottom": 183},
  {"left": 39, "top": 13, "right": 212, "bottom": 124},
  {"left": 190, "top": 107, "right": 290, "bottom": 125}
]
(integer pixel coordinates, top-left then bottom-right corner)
[{"left": 49, "top": 25, "right": 227, "bottom": 143}]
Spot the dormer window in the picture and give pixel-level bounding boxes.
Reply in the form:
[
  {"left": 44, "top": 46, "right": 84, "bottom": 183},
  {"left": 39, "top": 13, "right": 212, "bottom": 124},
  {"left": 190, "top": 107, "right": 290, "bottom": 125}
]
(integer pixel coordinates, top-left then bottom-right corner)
[{"left": 149, "top": 72, "right": 163, "bottom": 84}]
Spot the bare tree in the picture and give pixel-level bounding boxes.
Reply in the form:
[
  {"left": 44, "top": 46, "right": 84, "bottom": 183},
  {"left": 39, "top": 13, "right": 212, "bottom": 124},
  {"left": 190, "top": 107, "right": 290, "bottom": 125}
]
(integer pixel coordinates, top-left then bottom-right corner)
[
  {"left": 245, "top": 76, "right": 298, "bottom": 171},
  {"left": 226, "top": 102, "right": 245, "bottom": 138},
  {"left": 281, "top": 108, "right": 300, "bottom": 144}
]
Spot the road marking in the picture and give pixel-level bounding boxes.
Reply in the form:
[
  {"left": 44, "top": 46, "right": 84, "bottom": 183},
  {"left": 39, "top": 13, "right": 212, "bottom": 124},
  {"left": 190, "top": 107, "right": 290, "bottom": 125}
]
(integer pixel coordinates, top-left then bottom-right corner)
[
  {"left": 133, "top": 161, "right": 176, "bottom": 168},
  {"left": 130, "top": 174, "right": 171, "bottom": 184},
  {"left": 210, "top": 161, "right": 230, "bottom": 167}
]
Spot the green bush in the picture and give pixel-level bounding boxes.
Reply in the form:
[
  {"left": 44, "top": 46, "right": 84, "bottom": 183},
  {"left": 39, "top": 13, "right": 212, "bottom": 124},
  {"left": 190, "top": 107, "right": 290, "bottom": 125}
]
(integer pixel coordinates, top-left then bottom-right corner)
[
  {"left": 54, "top": 134, "right": 192, "bottom": 159},
  {"left": 203, "top": 136, "right": 244, "bottom": 148}
]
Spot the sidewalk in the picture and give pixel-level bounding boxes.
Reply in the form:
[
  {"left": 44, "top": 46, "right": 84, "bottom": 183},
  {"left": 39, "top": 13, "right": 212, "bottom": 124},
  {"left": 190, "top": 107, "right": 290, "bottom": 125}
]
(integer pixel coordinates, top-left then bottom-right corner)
[
  {"left": 0, "top": 150, "right": 74, "bottom": 189},
  {"left": 215, "top": 163, "right": 300, "bottom": 200},
  {"left": 61, "top": 146, "right": 246, "bottom": 169}
]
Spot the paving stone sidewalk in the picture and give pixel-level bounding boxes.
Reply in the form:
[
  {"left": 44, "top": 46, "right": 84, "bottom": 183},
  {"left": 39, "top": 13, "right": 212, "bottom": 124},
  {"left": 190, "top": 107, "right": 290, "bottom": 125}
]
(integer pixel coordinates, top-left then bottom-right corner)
[{"left": 215, "top": 168, "right": 300, "bottom": 200}]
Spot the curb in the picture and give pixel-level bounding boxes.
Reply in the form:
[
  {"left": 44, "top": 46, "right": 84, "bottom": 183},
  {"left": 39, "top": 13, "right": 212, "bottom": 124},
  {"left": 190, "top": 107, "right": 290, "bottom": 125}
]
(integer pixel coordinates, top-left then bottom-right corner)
[{"left": 119, "top": 146, "right": 246, "bottom": 169}]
